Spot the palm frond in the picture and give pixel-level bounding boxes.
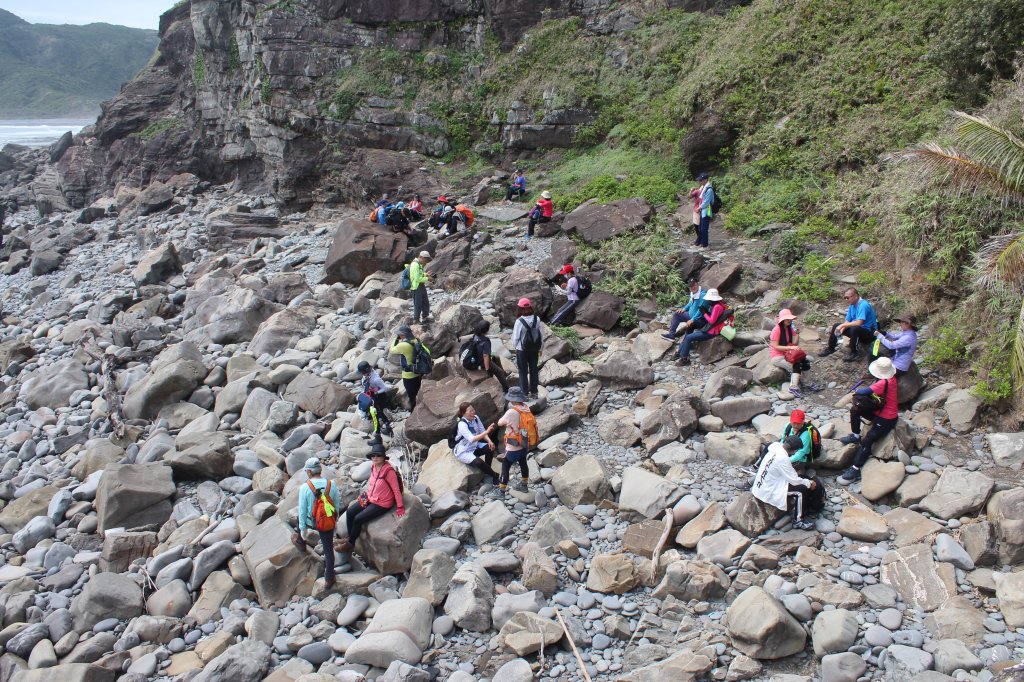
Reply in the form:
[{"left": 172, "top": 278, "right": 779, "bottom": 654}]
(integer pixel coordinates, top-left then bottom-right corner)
[
  {"left": 975, "top": 232, "right": 1024, "bottom": 290},
  {"left": 887, "top": 143, "right": 1017, "bottom": 199},
  {"left": 952, "top": 112, "right": 1024, "bottom": 197},
  {"left": 1014, "top": 298, "right": 1024, "bottom": 393}
]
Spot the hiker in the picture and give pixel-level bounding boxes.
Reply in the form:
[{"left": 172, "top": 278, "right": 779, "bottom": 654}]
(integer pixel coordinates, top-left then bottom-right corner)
[
  {"left": 770, "top": 308, "right": 810, "bottom": 397},
  {"left": 512, "top": 297, "right": 542, "bottom": 399},
  {"left": 453, "top": 402, "right": 499, "bottom": 486},
  {"left": 549, "top": 265, "right": 580, "bottom": 326},
  {"left": 292, "top": 457, "right": 342, "bottom": 588},
  {"left": 871, "top": 313, "right": 918, "bottom": 376},
  {"left": 409, "top": 251, "right": 432, "bottom": 324},
  {"left": 781, "top": 409, "right": 815, "bottom": 467},
  {"left": 751, "top": 435, "right": 819, "bottom": 531},
  {"left": 676, "top": 288, "right": 732, "bottom": 366},
  {"left": 463, "top": 320, "right": 509, "bottom": 390},
  {"left": 505, "top": 169, "right": 527, "bottom": 202},
  {"left": 357, "top": 361, "right": 392, "bottom": 436},
  {"left": 837, "top": 357, "right": 899, "bottom": 485},
  {"left": 695, "top": 172, "right": 714, "bottom": 248},
  {"left": 662, "top": 277, "right": 705, "bottom": 340},
  {"left": 336, "top": 442, "right": 405, "bottom": 553},
  {"left": 407, "top": 193, "right": 424, "bottom": 215},
  {"left": 384, "top": 203, "right": 417, "bottom": 235},
  {"left": 389, "top": 325, "right": 429, "bottom": 411},
  {"left": 545, "top": 263, "right": 575, "bottom": 287},
  {"left": 688, "top": 185, "right": 701, "bottom": 239},
  {"left": 820, "top": 287, "right": 877, "bottom": 362},
  {"left": 429, "top": 195, "right": 456, "bottom": 232},
  {"left": 526, "top": 191, "right": 553, "bottom": 239},
  {"left": 497, "top": 387, "right": 536, "bottom": 495}
]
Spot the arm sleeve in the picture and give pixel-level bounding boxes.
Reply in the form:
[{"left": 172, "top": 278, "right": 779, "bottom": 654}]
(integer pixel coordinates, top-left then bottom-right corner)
[
  {"left": 778, "top": 458, "right": 808, "bottom": 486},
  {"left": 511, "top": 320, "right": 524, "bottom": 350},
  {"left": 330, "top": 481, "right": 341, "bottom": 511},
  {"left": 790, "top": 430, "right": 813, "bottom": 463},
  {"left": 705, "top": 304, "right": 724, "bottom": 325},
  {"left": 297, "top": 486, "right": 309, "bottom": 532},
  {"left": 880, "top": 332, "right": 913, "bottom": 351}
]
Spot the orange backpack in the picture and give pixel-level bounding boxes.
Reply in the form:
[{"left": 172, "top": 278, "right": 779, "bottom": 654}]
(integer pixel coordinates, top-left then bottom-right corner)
[
  {"left": 504, "top": 405, "right": 539, "bottom": 451},
  {"left": 307, "top": 480, "right": 336, "bottom": 532},
  {"left": 368, "top": 207, "right": 380, "bottom": 223},
  {"left": 455, "top": 204, "right": 475, "bottom": 227}
]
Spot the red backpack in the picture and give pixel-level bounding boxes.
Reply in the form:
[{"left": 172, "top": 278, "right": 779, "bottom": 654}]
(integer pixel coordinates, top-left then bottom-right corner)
[{"left": 307, "top": 480, "right": 336, "bottom": 532}]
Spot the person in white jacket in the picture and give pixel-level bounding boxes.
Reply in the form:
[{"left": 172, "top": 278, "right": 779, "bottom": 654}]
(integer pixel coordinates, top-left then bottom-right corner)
[{"left": 751, "top": 436, "right": 818, "bottom": 530}]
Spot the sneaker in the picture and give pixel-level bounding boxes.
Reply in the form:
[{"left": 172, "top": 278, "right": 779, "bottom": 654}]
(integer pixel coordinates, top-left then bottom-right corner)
[
  {"left": 793, "top": 519, "right": 815, "bottom": 531},
  {"left": 324, "top": 577, "right": 336, "bottom": 589},
  {"left": 838, "top": 466, "right": 861, "bottom": 485},
  {"left": 842, "top": 352, "right": 859, "bottom": 362},
  {"left": 675, "top": 357, "right": 691, "bottom": 366},
  {"left": 661, "top": 332, "right": 676, "bottom": 341},
  {"left": 789, "top": 387, "right": 803, "bottom": 398},
  {"left": 491, "top": 487, "right": 506, "bottom": 498},
  {"left": 819, "top": 348, "right": 836, "bottom": 358},
  {"left": 839, "top": 433, "right": 860, "bottom": 445}
]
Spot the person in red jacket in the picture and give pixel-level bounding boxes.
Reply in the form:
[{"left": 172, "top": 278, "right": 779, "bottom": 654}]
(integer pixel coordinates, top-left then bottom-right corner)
[
  {"left": 527, "top": 191, "right": 553, "bottom": 239},
  {"left": 335, "top": 442, "right": 405, "bottom": 552}
]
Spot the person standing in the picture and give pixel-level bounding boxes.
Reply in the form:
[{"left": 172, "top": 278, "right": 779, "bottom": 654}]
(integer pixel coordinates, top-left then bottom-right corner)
[
  {"left": 689, "top": 185, "right": 701, "bottom": 239},
  {"left": 751, "top": 436, "right": 819, "bottom": 530},
  {"left": 526, "top": 191, "right": 553, "bottom": 239},
  {"left": 497, "top": 387, "right": 534, "bottom": 495},
  {"left": 512, "top": 297, "right": 542, "bottom": 399},
  {"left": 505, "top": 169, "right": 527, "bottom": 202},
  {"left": 872, "top": 314, "right": 918, "bottom": 376},
  {"left": 820, "top": 288, "right": 877, "bottom": 362},
  {"left": 769, "top": 309, "right": 809, "bottom": 397},
  {"left": 549, "top": 265, "right": 579, "bottom": 326},
  {"left": 453, "top": 402, "right": 498, "bottom": 486},
  {"left": 662, "top": 277, "right": 705, "bottom": 340},
  {"left": 695, "top": 173, "right": 714, "bottom": 248},
  {"left": 357, "top": 361, "right": 392, "bottom": 436},
  {"left": 409, "top": 251, "right": 432, "bottom": 324},
  {"left": 336, "top": 442, "right": 405, "bottom": 552},
  {"left": 292, "top": 457, "right": 342, "bottom": 588},
  {"left": 389, "top": 325, "right": 429, "bottom": 411},
  {"left": 837, "top": 357, "right": 899, "bottom": 484}
]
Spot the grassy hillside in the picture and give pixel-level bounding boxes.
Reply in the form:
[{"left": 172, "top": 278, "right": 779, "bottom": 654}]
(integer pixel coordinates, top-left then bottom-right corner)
[{"left": 0, "top": 9, "right": 158, "bottom": 117}]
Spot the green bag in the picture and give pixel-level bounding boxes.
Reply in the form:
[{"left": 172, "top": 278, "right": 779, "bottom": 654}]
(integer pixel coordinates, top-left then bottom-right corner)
[{"left": 720, "top": 325, "right": 736, "bottom": 341}]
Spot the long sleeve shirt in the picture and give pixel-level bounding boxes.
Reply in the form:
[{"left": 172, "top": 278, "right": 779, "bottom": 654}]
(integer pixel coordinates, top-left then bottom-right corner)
[
  {"left": 454, "top": 416, "right": 488, "bottom": 463},
  {"left": 409, "top": 260, "right": 428, "bottom": 290},
  {"left": 365, "top": 463, "right": 404, "bottom": 513},
  {"left": 362, "top": 371, "right": 388, "bottom": 395},
  {"left": 565, "top": 276, "right": 579, "bottom": 302},
  {"left": 780, "top": 424, "right": 813, "bottom": 464},
  {"left": 684, "top": 288, "right": 705, "bottom": 319},
  {"left": 297, "top": 476, "right": 341, "bottom": 533},
  {"left": 752, "top": 443, "right": 813, "bottom": 511},
  {"left": 512, "top": 315, "right": 541, "bottom": 351},
  {"left": 878, "top": 329, "right": 917, "bottom": 372},
  {"left": 699, "top": 184, "right": 715, "bottom": 218}
]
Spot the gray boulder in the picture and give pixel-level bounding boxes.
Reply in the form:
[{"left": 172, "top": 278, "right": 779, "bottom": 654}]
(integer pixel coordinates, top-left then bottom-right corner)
[
  {"left": 19, "top": 358, "right": 89, "bottom": 410},
  {"left": 725, "top": 586, "right": 806, "bottom": 659},
  {"left": 70, "top": 572, "right": 144, "bottom": 631},
  {"left": 96, "top": 463, "right": 175, "bottom": 533},
  {"left": 123, "top": 343, "right": 207, "bottom": 420}
]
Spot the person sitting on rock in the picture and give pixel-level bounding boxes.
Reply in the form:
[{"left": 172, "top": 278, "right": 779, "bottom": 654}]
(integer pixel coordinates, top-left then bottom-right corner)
[
  {"left": 545, "top": 263, "right": 575, "bottom": 287},
  {"left": 837, "top": 357, "right": 899, "bottom": 485},
  {"left": 383, "top": 202, "right": 417, "bottom": 236},
  {"left": 293, "top": 457, "right": 342, "bottom": 589},
  {"left": 505, "top": 169, "right": 527, "bottom": 202},
  {"left": 871, "top": 313, "right": 918, "bottom": 376},
  {"left": 526, "top": 191, "right": 553, "bottom": 239},
  {"left": 820, "top": 287, "right": 877, "bottom": 362},
  {"left": 548, "top": 265, "right": 580, "bottom": 326},
  {"left": 662, "top": 276, "right": 705, "bottom": 341},
  {"left": 469, "top": 320, "right": 509, "bottom": 390},
  {"left": 429, "top": 195, "right": 456, "bottom": 232},
  {"left": 453, "top": 402, "right": 499, "bottom": 487},
  {"left": 497, "top": 387, "right": 534, "bottom": 495},
  {"left": 751, "top": 435, "right": 819, "bottom": 531},
  {"left": 406, "top": 193, "right": 424, "bottom": 215},
  {"left": 781, "top": 409, "right": 814, "bottom": 468},
  {"left": 336, "top": 442, "right": 405, "bottom": 553},
  {"left": 676, "top": 288, "right": 731, "bottom": 366},
  {"left": 770, "top": 308, "right": 810, "bottom": 398}
]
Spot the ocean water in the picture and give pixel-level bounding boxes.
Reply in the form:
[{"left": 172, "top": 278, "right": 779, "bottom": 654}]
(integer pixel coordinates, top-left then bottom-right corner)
[{"left": 0, "top": 119, "right": 95, "bottom": 148}]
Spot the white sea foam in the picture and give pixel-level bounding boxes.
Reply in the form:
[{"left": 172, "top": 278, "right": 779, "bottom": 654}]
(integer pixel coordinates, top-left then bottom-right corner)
[{"left": 0, "top": 119, "right": 95, "bottom": 147}]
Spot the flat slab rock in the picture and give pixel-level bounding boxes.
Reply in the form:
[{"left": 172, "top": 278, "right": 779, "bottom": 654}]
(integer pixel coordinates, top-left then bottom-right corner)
[{"left": 475, "top": 206, "right": 528, "bottom": 222}]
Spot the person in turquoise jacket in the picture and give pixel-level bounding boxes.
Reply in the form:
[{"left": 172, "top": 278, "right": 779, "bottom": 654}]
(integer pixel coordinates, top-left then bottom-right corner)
[{"left": 292, "top": 457, "right": 341, "bottom": 588}]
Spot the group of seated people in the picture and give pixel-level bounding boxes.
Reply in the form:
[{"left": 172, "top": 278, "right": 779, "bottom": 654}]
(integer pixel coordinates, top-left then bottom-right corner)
[{"left": 370, "top": 194, "right": 424, "bottom": 235}]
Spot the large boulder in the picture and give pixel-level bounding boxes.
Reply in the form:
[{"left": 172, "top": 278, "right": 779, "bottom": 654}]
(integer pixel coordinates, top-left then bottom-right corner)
[
  {"left": 191, "top": 640, "right": 271, "bottom": 682},
  {"left": 592, "top": 350, "right": 655, "bottom": 389},
  {"left": 574, "top": 291, "right": 626, "bottom": 331},
  {"left": 618, "top": 467, "right": 682, "bottom": 519},
  {"left": 550, "top": 455, "right": 612, "bottom": 506},
  {"left": 240, "top": 516, "right": 319, "bottom": 606},
  {"left": 703, "top": 432, "right": 762, "bottom": 466},
  {"left": 70, "top": 572, "right": 144, "bottom": 631},
  {"left": 492, "top": 269, "right": 554, "bottom": 326},
  {"left": 652, "top": 560, "right": 730, "bottom": 601},
  {"left": 164, "top": 432, "right": 234, "bottom": 481},
  {"left": 248, "top": 304, "right": 321, "bottom": 357},
  {"left": 725, "top": 586, "right": 806, "bottom": 659},
  {"left": 403, "top": 549, "right": 457, "bottom": 606},
  {"left": 710, "top": 396, "right": 772, "bottom": 427},
  {"left": 988, "top": 432, "right": 1024, "bottom": 469},
  {"left": 640, "top": 393, "right": 699, "bottom": 452},
  {"left": 418, "top": 441, "right": 487, "bottom": 498},
  {"left": 986, "top": 488, "right": 1024, "bottom": 564},
  {"left": 725, "top": 492, "right": 783, "bottom": 537},
  {"left": 560, "top": 198, "right": 654, "bottom": 245},
  {"left": 19, "top": 358, "right": 90, "bottom": 410},
  {"left": 530, "top": 506, "right": 587, "bottom": 549},
  {"left": 183, "top": 279, "right": 282, "bottom": 346},
  {"left": 919, "top": 467, "right": 993, "bottom": 520},
  {"left": 96, "top": 463, "right": 175, "bottom": 533},
  {"left": 880, "top": 543, "right": 956, "bottom": 611},
  {"left": 355, "top": 493, "right": 430, "bottom": 574},
  {"left": 586, "top": 553, "right": 638, "bottom": 594},
  {"left": 944, "top": 388, "right": 981, "bottom": 433},
  {"left": 123, "top": 343, "right": 207, "bottom": 420},
  {"left": 444, "top": 562, "right": 494, "bottom": 632},
  {"left": 896, "top": 362, "right": 925, "bottom": 405},
  {"left": 498, "top": 612, "right": 563, "bottom": 656},
  {"left": 282, "top": 372, "right": 354, "bottom": 417},
  {"left": 132, "top": 243, "right": 182, "bottom": 286},
  {"left": 324, "top": 218, "right": 408, "bottom": 285},
  {"left": 404, "top": 375, "right": 503, "bottom": 446},
  {"left": 344, "top": 598, "right": 433, "bottom": 667},
  {"left": 703, "top": 366, "right": 753, "bottom": 401}
]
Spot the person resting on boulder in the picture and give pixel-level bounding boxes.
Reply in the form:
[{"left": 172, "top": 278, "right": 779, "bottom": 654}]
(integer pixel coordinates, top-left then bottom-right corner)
[
  {"left": 453, "top": 402, "right": 498, "bottom": 487},
  {"left": 676, "top": 288, "right": 732, "bottom": 366},
  {"left": 837, "top": 356, "right": 899, "bottom": 485},
  {"left": 770, "top": 308, "right": 809, "bottom": 397},
  {"left": 870, "top": 313, "right": 918, "bottom": 376},
  {"left": 751, "top": 435, "right": 819, "bottom": 531},
  {"left": 336, "top": 442, "right": 405, "bottom": 553}
]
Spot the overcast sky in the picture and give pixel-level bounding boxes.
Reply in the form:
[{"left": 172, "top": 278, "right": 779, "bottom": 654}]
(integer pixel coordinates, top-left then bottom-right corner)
[{"left": 0, "top": 1, "right": 171, "bottom": 30}]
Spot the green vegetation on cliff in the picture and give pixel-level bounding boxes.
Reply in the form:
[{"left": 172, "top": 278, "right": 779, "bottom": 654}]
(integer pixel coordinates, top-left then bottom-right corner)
[{"left": 0, "top": 9, "right": 158, "bottom": 117}]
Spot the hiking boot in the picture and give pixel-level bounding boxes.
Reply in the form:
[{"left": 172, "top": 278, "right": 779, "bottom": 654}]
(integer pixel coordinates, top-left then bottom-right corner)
[
  {"left": 661, "top": 332, "right": 676, "bottom": 341},
  {"left": 675, "top": 357, "right": 691, "bottom": 366},
  {"left": 513, "top": 479, "right": 528, "bottom": 492},
  {"left": 528, "top": 392, "right": 538, "bottom": 400},
  {"left": 793, "top": 519, "right": 815, "bottom": 531},
  {"left": 838, "top": 466, "right": 861, "bottom": 485},
  {"left": 324, "top": 577, "right": 336, "bottom": 589},
  {"left": 492, "top": 486, "right": 507, "bottom": 498},
  {"left": 334, "top": 539, "right": 353, "bottom": 553},
  {"left": 818, "top": 348, "right": 836, "bottom": 358},
  {"left": 842, "top": 352, "right": 859, "bottom": 362},
  {"left": 839, "top": 433, "right": 861, "bottom": 445}
]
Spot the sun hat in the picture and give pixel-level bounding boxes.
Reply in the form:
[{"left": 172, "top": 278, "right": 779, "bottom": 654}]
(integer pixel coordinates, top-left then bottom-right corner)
[
  {"left": 789, "top": 409, "right": 806, "bottom": 425},
  {"left": 418, "top": 250, "right": 432, "bottom": 259},
  {"left": 777, "top": 309, "right": 797, "bottom": 323},
  {"left": 437, "top": 195, "right": 448, "bottom": 202},
  {"left": 396, "top": 325, "right": 413, "bottom": 338},
  {"left": 517, "top": 297, "right": 532, "bottom": 308},
  {"left": 505, "top": 387, "right": 528, "bottom": 403},
  {"left": 703, "top": 288, "right": 722, "bottom": 302},
  {"left": 868, "top": 357, "right": 897, "bottom": 380},
  {"left": 367, "top": 442, "right": 387, "bottom": 459},
  {"left": 696, "top": 172, "right": 709, "bottom": 180},
  {"left": 895, "top": 313, "right": 917, "bottom": 329},
  {"left": 304, "top": 457, "right": 322, "bottom": 473},
  {"left": 541, "top": 191, "right": 551, "bottom": 199}
]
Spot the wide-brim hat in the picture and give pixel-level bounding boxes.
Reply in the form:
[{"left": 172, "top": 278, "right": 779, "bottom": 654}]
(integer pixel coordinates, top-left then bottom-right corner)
[
  {"left": 869, "top": 357, "right": 897, "bottom": 380},
  {"left": 367, "top": 442, "right": 387, "bottom": 458},
  {"left": 895, "top": 313, "right": 917, "bottom": 329},
  {"left": 703, "top": 288, "right": 722, "bottom": 302},
  {"left": 777, "top": 308, "right": 797, "bottom": 323},
  {"left": 504, "top": 387, "right": 528, "bottom": 403},
  {"left": 541, "top": 191, "right": 552, "bottom": 199}
]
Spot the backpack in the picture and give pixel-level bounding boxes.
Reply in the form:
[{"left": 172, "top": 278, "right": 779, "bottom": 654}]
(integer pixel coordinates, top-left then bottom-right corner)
[
  {"left": 455, "top": 204, "right": 475, "bottom": 227},
  {"left": 504, "top": 405, "right": 539, "bottom": 451},
  {"left": 576, "top": 275, "right": 593, "bottom": 300},
  {"left": 357, "top": 392, "right": 374, "bottom": 414},
  {"left": 368, "top": 207, "right": 380, "bottom": 223},
  {"left": 400, "top": 265, "right": 412, "bottom": 290},
  {"left": 783, "top": 423, "right": 822, "bottom": 463},
  {"left": 854, "top": 379, "right": 889, "bottom": 415},
  {"left": 410, "top": 341, "right": 433, "bottom": 375},
  {"left": 520, "top": 317, "right": 543, "bottom": 354},
  {"left": 447, "top": 417, "right": 470, "bottom": 449},
  {"left": 711, "top": 191, "right": 723, "bottom": 214},
  {"left": 459, "top": 337, "right": 483, "bottom": 370},
  {"left": 307, "top": 480, "right": 336, "bottom": 532}
]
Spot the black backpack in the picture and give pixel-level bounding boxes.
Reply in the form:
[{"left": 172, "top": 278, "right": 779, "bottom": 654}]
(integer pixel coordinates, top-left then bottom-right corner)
[
  {"left": 521, "top": 317, "right": 543, "bottom": 353},
  {"left": 410, "top": 341, "right": 433, "bottom": 375},
  {"left": 447, "top": 417, "right": 469, "bottom": 449},
  {"left": 853, "top": 379, "right": 889, "bottom": 415},
  {"left": 711, "top": 191, "right": 723, "bottom": 214},
  {"left": 576, "top": 275, "right": 593, "bottom": 300},
  {"left": 460, "top": 336, "right": 484, "bottom": 370}
]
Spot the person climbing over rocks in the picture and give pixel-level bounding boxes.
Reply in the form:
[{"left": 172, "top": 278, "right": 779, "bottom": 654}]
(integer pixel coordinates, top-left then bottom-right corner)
[
  {"left": 336, "top": 442, "right": 405, "bottom": 553},
  {"left": 453, "top": 402, "right": 499, "bottom": 487},
  {"left": 871, "top": 313, "right": 918, "bottom": 375},
  {"left": 409, "top": 251, "right": 432, "bottom": 324},
  {"left": 497, "top": 387, "right": 537, "bottom": 496},
  {"left": 512, "top": 297, "right": 542, "bottom": 399},
  {"left": 662, "top": 276, "right": 705, "bottom": 340},
  {"left": 389, "top": 325, "right": 430, "bottom": 411},
  {"left": 357, "top": 361, "right": 393, "bottom": 437},
  {"left": 526, "top": 190, "right": 553, "bottom": 239},
  {"left": 837, "top": 356, "right": 899, "bottom": 485},
  {"left": 505, "top": 169, "right": 527, "bottom": 202},
  {"left": 293, "top": 457, "right": 342, "bottom": 589},
  {"left": 770, "top": 308, "right": 810, "bottom": 397},
  {"left": 463, "top": 320, "right": 508, "bottom": 390},
  {"left": 676, "top": 288, "right": 731, "bottom": 366},
  {"left": 751, "top": 435, "right": 819, "bottom": 531},
  {"left": 820, "top": 287, "right": 877, "bottom": 362},
  {"left": 548, "top": 264, "right": 580, "bottom": 326}
]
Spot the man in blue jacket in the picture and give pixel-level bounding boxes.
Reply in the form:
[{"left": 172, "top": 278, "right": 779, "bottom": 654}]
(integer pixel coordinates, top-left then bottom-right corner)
[
  {"left": 820, "top": 287, "right": 877, "bottom": 362},
  {"left": 662, "top": 277, "right": 705, "bottom": 340},
  {"left": 695, "top": 173, "right": 714, "bottom": 248}
]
